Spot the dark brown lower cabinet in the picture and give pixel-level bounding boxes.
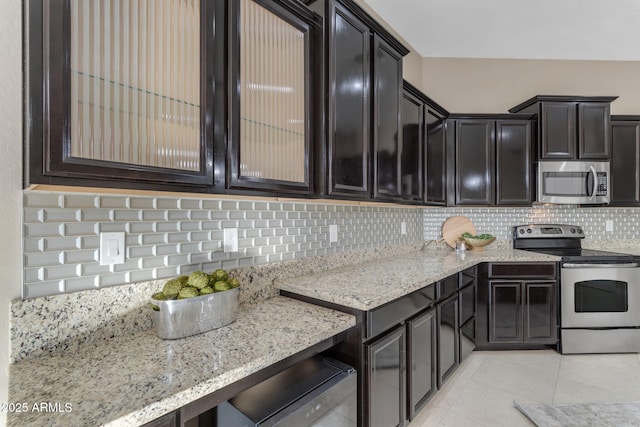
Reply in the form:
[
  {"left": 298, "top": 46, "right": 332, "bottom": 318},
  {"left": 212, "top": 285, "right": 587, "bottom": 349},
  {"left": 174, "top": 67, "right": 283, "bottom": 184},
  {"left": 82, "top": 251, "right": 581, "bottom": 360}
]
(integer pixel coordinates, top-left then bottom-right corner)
[
  {"left": 437, "top": 293, "right": 459, "bottom": 387},
  {"left": 366, "top": 326, "right": 406, "bottom": 427},
  {"left": 407, "top": 308, "right": 437, "bottom": 420},
  {"left": 488, "top": 280, "right": 556, "bottom": 344},
  {"left": 142, "top": 411, "right": 178, "bottom": 427},
  {"left": 458, "top": 274, "right": 476, "bottom": 362},
  {"left": 477, "top": 263, "right": 558, "bottom": 350}
]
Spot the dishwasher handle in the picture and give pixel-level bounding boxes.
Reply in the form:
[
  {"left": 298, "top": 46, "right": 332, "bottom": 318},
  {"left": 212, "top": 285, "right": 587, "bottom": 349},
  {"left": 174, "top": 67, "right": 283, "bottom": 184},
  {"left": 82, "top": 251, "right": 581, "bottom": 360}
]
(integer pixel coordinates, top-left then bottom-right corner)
[{"left": 562, "top": 262, "right": 639, "bottom": 269}]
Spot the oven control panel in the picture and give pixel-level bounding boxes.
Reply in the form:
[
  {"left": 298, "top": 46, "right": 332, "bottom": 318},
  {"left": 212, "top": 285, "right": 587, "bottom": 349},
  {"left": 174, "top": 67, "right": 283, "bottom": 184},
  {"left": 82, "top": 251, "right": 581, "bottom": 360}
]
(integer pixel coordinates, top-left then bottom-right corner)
[{"left": 513, "top": 224, "right": 584, "bottom": 239}]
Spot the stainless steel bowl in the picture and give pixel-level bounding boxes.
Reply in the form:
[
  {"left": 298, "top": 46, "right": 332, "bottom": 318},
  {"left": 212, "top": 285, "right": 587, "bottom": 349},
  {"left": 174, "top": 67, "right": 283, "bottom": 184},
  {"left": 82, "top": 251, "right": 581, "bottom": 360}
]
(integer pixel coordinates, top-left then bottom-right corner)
[{"left": 152, "top": 287, "right": 239, "bottom": 339}]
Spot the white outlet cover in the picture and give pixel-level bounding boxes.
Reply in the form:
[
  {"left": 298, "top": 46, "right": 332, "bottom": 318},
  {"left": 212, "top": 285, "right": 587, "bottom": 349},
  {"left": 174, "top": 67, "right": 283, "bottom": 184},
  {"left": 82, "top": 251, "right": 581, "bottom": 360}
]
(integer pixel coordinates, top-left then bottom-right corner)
[
  {"left": 224, "top": 228, "right": 239, "bottom": 253},
  {"left": 401, "top": 222, "right": 407, "bottom": 235},
  {"left": 329, "top": 224, "right": 338, "bottom": 243},
  {"left": 605, "top": 220, "right": 614, "bottom": 232},
  {"left": 99, "top": 232, "right": 125, "bottom": 265}
]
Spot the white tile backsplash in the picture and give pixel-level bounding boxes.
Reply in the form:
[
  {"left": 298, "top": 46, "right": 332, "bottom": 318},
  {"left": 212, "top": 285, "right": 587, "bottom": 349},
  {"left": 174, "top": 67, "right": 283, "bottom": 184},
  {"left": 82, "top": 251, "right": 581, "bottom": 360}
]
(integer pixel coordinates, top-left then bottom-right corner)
[
  {"left": 23, "top": 191, "right": 423, "bottom": 298},
  {"left": 423, "top": 205, "right": 640, "bottom": 241},
  {"left": 24, "top": 189, "right": 640, "bottom": 299}
]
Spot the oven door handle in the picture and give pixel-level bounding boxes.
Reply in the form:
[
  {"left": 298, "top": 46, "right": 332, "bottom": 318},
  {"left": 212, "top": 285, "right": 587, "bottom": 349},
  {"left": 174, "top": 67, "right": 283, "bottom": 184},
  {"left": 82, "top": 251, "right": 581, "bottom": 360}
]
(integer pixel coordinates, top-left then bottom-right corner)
[{"left": 562, "top": 262, "right": 639, "bottom": 268}]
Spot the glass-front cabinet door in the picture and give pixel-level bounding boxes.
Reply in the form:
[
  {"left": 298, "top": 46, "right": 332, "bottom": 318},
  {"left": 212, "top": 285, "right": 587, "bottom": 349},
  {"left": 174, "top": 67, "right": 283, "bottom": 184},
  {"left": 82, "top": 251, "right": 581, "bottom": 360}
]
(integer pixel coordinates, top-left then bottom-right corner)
[
  {"left": 227, "top": 0, "right": 321, "bottom": 194},
  {"left": 28, "top": 0, "right": 220, "bottom": 187}
]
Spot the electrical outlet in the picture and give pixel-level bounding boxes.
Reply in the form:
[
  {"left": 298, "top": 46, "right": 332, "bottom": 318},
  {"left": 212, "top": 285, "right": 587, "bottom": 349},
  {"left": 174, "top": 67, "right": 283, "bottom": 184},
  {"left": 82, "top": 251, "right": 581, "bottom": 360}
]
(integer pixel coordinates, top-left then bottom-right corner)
[
  {"left": 99, "top": 232, "right": 125, "bottom": 265},
  {"left": 605, "top": 220, "right": 614, "bottom": 232},
  {"left": 329, "top": 224, "right": 338, "bottom": 243},
  {"left": 224, "top": 228, "right": 238, "bottom": 253},
  {"left": 401, "top": 222, "right": 407, "bottom": 235}
]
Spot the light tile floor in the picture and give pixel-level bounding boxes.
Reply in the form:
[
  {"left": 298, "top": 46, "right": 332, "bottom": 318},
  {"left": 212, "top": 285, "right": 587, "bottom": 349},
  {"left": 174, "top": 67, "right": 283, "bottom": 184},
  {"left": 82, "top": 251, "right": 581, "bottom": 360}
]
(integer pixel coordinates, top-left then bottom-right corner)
[{"left": 410, "top": 350, "right": 640, "bottom": 426}]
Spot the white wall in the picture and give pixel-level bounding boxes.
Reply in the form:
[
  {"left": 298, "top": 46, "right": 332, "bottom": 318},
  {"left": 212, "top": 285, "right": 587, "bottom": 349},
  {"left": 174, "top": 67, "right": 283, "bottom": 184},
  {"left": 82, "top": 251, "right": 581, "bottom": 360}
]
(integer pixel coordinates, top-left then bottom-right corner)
[
  {"left": 0, "top": 0, "right": 23, "bottom": 425},
  {"left": 422, "top": 57, "right": 640, "bottom": 114}
]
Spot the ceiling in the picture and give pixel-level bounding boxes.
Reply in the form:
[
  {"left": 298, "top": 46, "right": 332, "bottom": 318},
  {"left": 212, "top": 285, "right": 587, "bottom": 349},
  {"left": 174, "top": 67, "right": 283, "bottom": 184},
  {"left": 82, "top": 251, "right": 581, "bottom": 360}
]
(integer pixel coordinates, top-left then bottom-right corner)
[{"left": 360, "top": 0, "right": 640, "bottom": 61}]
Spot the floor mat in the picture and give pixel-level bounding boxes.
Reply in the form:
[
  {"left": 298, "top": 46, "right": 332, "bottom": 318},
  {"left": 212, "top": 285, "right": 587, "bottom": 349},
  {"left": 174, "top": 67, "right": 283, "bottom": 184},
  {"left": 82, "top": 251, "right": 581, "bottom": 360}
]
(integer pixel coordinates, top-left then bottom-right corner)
[{"left": 514, "top": 401, "right": 640, "bottom": 427}]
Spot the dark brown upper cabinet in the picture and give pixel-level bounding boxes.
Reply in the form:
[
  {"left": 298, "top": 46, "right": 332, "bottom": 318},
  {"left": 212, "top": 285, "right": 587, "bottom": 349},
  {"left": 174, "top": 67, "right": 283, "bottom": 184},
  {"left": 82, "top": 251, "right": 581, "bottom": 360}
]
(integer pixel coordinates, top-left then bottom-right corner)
[
  {"left": 227, "top": 0, "right": 322, "bottom": 195},
  {"left": 306, "top": 0, "right": 408, "bottom": 201},
  {"left": 27, "top": 0, "right": 322, "bottom": 197},
  {"left": 452, "top": 118, "right": 495, "bottom": 205},
  {"left": 373, "top": 35, "right": 404, "bottom": 200},
  {"left": 509, "top": 95, "right": 617, "bottom": 160},
  {"left": 447, "top": 115, "right": 533, "bottom": 207},
  {"left": 401, "top": 81, "right": 449, "bottom": 205},
  {"left": 26, "top": 0, "right": 222, "bottom": 191},
  {"left": 610, "top": 116, "right": 640, "bottom": 206},
  {"left": 495, "top": 120, "right": 533, "bottom": 206},
  {"left": 425, "top": 105, "right": 449, "bottom": 206}
]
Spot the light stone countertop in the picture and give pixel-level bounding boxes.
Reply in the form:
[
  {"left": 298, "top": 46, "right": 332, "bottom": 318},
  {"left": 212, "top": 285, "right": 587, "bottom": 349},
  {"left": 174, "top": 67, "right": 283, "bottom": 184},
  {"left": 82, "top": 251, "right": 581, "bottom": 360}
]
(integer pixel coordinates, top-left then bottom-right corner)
[
  {"left": 275, "top": 247, "right": 561, "bottom": 311},
  {"left": 7, "top": 297, "right": 356, "bottom": 427}
]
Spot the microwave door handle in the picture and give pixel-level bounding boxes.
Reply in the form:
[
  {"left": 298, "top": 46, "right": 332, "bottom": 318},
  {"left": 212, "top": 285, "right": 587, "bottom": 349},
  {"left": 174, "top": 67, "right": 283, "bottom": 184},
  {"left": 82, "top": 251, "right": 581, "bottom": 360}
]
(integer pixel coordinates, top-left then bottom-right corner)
[{"left": 588, "top": 165, "right": 598, "bottom": 200}]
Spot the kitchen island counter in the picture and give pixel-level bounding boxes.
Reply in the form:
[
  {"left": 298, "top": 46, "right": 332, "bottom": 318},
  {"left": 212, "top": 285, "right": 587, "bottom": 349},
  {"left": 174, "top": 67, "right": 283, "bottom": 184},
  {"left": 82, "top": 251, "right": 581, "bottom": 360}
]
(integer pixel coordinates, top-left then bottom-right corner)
[{"left": 7, "top": 296, "right": 355, "bottom": 427}]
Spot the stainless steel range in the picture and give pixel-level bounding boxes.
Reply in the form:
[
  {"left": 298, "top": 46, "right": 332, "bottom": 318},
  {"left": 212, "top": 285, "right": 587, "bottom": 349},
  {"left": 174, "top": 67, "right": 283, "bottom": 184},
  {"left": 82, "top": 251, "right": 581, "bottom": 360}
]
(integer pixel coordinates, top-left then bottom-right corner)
[{"left": 513, "top": 224, "right": 640, "bottom": 354}]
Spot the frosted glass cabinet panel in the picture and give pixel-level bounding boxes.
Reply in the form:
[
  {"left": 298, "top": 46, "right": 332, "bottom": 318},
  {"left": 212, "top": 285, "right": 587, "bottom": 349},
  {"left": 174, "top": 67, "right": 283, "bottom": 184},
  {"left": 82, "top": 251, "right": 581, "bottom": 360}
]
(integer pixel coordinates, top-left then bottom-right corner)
[
  {"left": 228, "top": 0, "right": 320, "bottom": 194},
  {"left": 70, "top": 0, "right": 201, "bottom": 171},
  {"left": 27, "top": 0, "right": 217, "bottom": 188}
]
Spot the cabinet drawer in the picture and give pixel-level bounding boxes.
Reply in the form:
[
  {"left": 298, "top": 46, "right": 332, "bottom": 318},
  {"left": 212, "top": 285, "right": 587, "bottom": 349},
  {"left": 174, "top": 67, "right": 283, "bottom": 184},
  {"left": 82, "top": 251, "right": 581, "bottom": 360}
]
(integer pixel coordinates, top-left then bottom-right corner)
[
  {"left": 367, "top": 283, "right": 436, "bottom": 339},
  {"left": 488, "top": 262, "right": 556, "bottom": 278}
]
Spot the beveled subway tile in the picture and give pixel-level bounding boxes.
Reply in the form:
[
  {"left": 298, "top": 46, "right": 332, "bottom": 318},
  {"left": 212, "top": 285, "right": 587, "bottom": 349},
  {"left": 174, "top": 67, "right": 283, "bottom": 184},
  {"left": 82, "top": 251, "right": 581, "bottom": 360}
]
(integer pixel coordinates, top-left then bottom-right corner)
[
  {"left": 99, "top": 196, "right": 128, "bottom": 209},
  {"left": 23, "top": 208, "right": 44, "bottom": 223},
  {"left": 24, "top": 252, "right": 63, "bottom": 268},
  {"left": 24, "top": 237, "right": 45, "bottom": 252},
  {"left": 44, "top": 236, "right": 82, "bottom": 251},
  {"left": 128, "top": 268, "right": 155, "bottom": 283},
  {"left": 156, "top": 198, "right": 180, "bottom": 210},
  {"left": 64, "top": 276, "right": 99, "bottom": 293},
  {"left": 24, "top": 267, "right": 43, "bottom": 283},
  {"left": 43, "top": 209, "right": 81, "bottom": 223},
  {"left": 64, "top": 223, "right": 99, "bottom": 237},
  {"left": 63, "top": 249, "right": 98, "bottom": 264},
  {"left": 44, "top": 264, "right": 81, "bottom": 281},
  {"left": 128, "top": 222, "right": 156, "bottom": 234},
  {"left": 140, "top": 256, "right": 165, "bottom": 269},
  {"left": 166, "top": 232, "right": 190, "bottom": 244},
  {"left": 128, "top": 197, "right": 155, "bottom": 209},
  {"left": 128, "top": 245, "right": 156, "bottom": 259},
  {"left": 176, "top": 243, "right": 199, "bottom": 255},
  {"left": 80, "top": 208, "right": 113, "bottom": 222},
  {"left": 202, "top": 199, "right": 221, "bottom": 210},
  {"left": 99, "top": 273, "right": 130, "bottom": 288},
  {"left": 23, "top": 281, "right": 64, "bottom": 299},
  {"left": 168, "top": 210, "right": 190, "bottom": 221},
  {"left": 24, "top": 223, "right": 64, "bottom": 238},
  {"left": 221, "top": 201, "right": 238, "bottom": 211},
  {"left": 191, "top": 211, "right": 210, "bottom": 220},
  {"left": 24, "top": 192, "right": 63, "bottom": 208},
  {"left": 179, "top": 198, "right": 202, "bottom": 210},
  {"left": 157, "top": 222, "right": 179, "bottom": 232},
  {"left": 63, "top": 194, "right": 99, "bottom": 209},
  {"left": 80, "top": 235, "right": 100, "bottom": 249},
  {"left": 142, "top": 210, "right": 167, "bottom": 221},
  {"left": 179, "top": 221, "right": 201, "bottom": 232},
  {"left": 113, "top": 209, "right": 141, "bottom": 222}
]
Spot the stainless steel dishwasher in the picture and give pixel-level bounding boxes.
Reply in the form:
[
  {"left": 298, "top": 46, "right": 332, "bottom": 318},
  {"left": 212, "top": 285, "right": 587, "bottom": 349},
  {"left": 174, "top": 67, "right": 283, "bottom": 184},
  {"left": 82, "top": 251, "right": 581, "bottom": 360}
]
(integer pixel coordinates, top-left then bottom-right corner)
[{"left": 217, "top": 356, "right": 357, "bottom": 426}]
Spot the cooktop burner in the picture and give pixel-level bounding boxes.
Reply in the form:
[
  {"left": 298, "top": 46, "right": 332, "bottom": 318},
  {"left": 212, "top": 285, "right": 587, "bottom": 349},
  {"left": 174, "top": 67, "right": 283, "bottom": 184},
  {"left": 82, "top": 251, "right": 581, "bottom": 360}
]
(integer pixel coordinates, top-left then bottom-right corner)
[
  {"left": 512, "top": 223, "right": 636, "bottom": 263},
  {"left": 522, "top": 247, "right": 635, "bottom": 263}
]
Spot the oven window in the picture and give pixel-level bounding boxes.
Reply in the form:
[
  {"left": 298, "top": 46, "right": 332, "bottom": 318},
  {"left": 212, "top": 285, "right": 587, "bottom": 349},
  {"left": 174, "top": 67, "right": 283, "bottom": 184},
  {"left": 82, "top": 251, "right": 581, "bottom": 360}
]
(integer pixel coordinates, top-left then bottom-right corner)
[
  {"left": 574, "top": 280, "right": 628, "bottom": 313},
  {"left": 542, "top": 172, "right": 591, "bottom": 196}
]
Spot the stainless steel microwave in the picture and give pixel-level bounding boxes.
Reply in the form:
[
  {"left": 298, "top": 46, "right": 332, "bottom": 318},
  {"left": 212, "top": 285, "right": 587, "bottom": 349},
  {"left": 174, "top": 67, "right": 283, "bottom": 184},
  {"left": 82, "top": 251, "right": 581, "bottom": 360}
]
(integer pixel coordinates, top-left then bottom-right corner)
[{"left": 537, "top": 161, "right": 610, "bottom": 204}]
